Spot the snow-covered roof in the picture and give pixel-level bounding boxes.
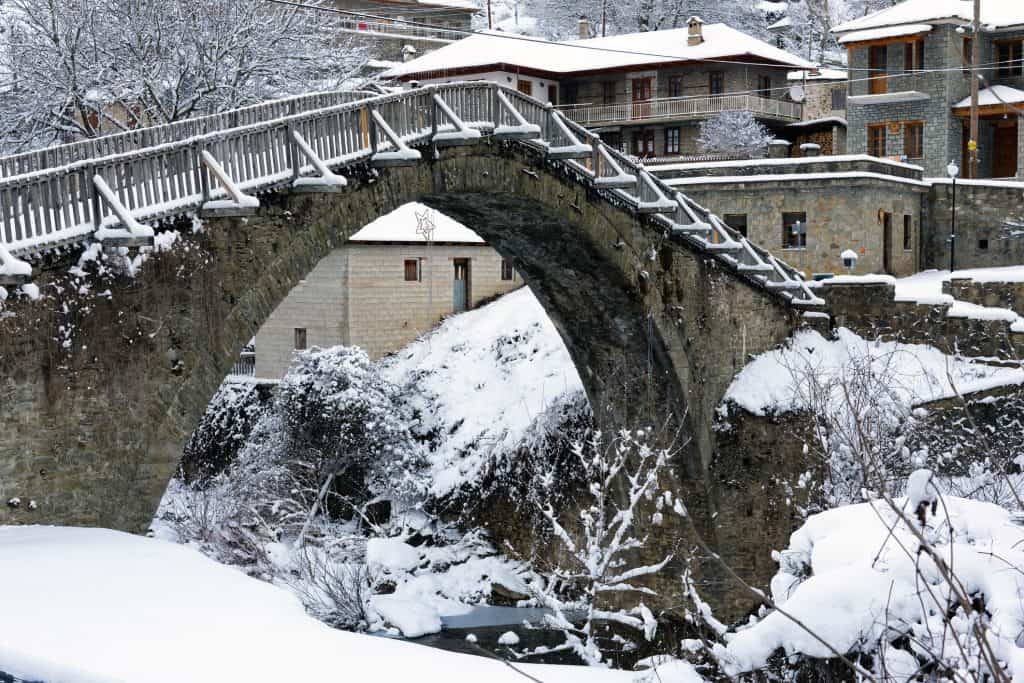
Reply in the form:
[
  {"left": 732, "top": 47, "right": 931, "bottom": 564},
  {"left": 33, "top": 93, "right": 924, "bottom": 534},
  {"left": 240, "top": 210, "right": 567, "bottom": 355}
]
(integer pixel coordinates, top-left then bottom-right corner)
[
  {"left": 385, "top": 24, "right": 814, "bottom": 79},
  {"left": 348, "top": 202, "right": 485, "bottom": 244},
  {"left": 768, "top": 16, "right": 792, "bottom": 30},
  {"left": 787, "top": 68, "right": 847, "bottom": 81},
  {"left": 833, "top": 0, "right": 1024, "bottom": 35},
  {"left": 954, "top": 84, "right": 1024, "bottom": 108},
  {"left": 837, "top": 23, "right": 933, "bottom": 44}
]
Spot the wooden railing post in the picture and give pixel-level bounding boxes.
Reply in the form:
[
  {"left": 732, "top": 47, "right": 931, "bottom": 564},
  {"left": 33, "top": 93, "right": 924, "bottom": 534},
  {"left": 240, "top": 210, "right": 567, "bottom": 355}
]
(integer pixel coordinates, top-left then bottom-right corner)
[{"left": 87, "top": 164, "right": 102, "bottom": 229}]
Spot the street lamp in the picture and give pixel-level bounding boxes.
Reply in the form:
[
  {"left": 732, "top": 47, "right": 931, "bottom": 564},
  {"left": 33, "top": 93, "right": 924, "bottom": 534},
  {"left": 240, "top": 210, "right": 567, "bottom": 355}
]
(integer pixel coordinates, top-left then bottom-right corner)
[
  {"left": 841, "top": 248, "right": 858, "bottom": 274},
  {"left": 947, "top": 161, "right": 959, "bottom": 273},
  {"left": 791, "top": 219, "right": 807, "bottom": 276}
]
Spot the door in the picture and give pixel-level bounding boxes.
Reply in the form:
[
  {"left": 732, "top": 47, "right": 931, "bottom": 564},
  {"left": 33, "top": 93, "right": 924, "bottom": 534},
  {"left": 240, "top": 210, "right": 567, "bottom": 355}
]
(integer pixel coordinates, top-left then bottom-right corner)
[
  {"left": 631, "top": 78, "right": 652, "bottom": 120},
  {"left": 453, "top": 258, "right": 470, "bottom": 313},
  {"left": 993, "top": 120, "right": 1019, "bottom": 178},
  {"left": 547, "top": 84, "right": 557, "bottom": 105},
  {"left": 869, "top": 45, "right": 888, "bottom": 94},
  {"left": 882, "top": 212, "right": 893, "bottom": 275}
]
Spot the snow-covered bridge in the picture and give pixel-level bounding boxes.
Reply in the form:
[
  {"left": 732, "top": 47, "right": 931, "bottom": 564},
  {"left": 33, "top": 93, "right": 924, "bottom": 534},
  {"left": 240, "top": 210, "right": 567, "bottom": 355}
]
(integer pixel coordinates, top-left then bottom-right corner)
[{"left": 0, "top": 83, "right": 822, "bottom": 610}]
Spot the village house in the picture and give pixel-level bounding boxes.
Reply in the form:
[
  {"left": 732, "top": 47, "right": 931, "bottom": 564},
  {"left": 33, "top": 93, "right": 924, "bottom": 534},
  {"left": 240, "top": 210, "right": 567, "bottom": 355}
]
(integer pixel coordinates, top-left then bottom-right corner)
[
  {"left": 832, "top": 0, "right": 1024, "bottom": 179},
  {"left": 783, "top": 67, "right": 848, "bottom": 156},
  {"left": 252, "top": 203, "right": 521, "bottom": 378},
  {"left": 385, "top": 18, "right": 814, "bottom": 161}
]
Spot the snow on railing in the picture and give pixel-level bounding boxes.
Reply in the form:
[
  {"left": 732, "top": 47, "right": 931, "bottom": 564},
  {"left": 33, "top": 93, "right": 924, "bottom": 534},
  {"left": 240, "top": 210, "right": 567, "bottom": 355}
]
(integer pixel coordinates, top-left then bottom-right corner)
[
  {"left": 0, "top": 81, "right": 822, "bottom": 307},
  {"left": 558, "top": 93, "right": 803, "bottom": 127},
  {"left": 0, "top": 89, "right": 373, "bottom": 180}
]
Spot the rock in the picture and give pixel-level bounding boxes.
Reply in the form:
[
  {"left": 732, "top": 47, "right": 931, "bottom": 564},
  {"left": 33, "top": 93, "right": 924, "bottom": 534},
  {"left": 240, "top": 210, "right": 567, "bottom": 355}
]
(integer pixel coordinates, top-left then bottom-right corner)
[{"left": 490, "top": 581, "right": 529, "bottom": 606}]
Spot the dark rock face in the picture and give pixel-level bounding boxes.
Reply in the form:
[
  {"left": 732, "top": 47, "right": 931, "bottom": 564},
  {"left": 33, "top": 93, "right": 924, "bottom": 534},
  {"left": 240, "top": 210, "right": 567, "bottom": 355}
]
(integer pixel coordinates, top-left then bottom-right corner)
[{"left": 0, "top": 141, "right": 800, "bottom": 617}]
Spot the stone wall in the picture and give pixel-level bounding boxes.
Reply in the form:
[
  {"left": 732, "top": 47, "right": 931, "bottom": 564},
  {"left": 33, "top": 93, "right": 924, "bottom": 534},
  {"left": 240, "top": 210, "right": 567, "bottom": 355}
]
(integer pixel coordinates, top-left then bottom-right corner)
[
  {"left": 947, "top": 276, "right": 1024, "bottom": 313},
  {"left": 344, "top": 243, "right": 519, "bottom": 361},
  {"left": 253, "top": 242, "right": 519, "bottom": 377},
  {"left": 923, "top": 181, "right": 1024, "bottom": 270},
  {"left": 818, "top": 280, "right": 1024, "bottom": 358},
  {"left": 677, "top": 175, "right": 926, "bottom": 277}
]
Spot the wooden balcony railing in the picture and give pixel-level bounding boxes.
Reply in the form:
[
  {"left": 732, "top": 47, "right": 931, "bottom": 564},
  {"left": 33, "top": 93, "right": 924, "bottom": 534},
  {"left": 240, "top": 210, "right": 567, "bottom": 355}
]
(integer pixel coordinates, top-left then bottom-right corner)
[{"left": 558, "top": 94, "right": 803, "bottom": 126}]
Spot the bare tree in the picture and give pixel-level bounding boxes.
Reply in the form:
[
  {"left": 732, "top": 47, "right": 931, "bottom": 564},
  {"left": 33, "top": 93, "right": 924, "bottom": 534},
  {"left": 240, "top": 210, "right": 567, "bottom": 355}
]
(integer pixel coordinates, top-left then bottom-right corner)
[{"left": 0, "top": 0, "right": 368, "bottom": 152}]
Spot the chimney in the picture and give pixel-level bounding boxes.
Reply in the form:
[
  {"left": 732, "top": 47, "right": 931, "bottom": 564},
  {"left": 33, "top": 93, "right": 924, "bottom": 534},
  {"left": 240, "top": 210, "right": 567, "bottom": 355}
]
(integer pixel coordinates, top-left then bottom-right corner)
[
  {"left": 687, "top": 16, "right": 704, "bottom": 46},
  {"left": 578, "top": 16, "right": 590, "bottom": 39}
]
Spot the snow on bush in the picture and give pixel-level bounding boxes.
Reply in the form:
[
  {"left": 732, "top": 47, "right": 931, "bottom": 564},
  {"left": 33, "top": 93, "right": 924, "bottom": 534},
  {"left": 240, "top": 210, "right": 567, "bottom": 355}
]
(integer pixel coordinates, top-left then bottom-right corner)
[
  {"left": 228, "top": 345, "right": 425, "bottom": 541},
  {"left": 711, "top": 476, "right": 1024, "bottom": 681},
  {"left": 697, "top": 110, "right": 773, "bottom": 158}
]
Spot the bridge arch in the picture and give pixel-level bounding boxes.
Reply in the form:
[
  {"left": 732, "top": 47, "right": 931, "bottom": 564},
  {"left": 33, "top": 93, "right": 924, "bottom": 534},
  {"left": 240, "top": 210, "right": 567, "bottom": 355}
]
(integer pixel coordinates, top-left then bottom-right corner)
[{"left": 0, "top": 85, "right": 816, "bottom": 611}]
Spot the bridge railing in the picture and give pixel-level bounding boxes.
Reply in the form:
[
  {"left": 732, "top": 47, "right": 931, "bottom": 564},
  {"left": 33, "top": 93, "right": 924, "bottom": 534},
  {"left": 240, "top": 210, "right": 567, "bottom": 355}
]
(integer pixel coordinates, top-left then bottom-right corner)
[
  {"left": 0, "top": 81, "right": 823, "bottom": 306},
  {"left": 0, "top": 89, "right": 374, "bottom": 180}
]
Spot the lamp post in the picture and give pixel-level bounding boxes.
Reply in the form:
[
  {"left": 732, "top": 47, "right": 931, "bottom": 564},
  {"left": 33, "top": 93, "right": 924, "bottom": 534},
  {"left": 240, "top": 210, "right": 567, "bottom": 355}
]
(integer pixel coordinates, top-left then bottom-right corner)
[
  {"left": 947, "top": 161, "right": 959, "bottom": 273},
  {"left": 792, "top": 219, "right": 806, "bottom": 276}
]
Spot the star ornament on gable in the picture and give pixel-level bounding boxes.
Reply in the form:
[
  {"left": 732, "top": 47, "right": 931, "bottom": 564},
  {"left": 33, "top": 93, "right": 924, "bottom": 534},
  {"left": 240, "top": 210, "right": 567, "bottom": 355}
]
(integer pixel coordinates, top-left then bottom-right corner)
[{"left": 414, "top": 208, "right": 436, "bottom": 243}]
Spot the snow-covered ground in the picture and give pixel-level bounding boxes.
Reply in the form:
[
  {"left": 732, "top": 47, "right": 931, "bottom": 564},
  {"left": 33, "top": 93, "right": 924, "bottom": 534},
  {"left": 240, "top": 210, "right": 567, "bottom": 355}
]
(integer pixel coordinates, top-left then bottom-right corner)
[
  {"left": 724, "top": 327, "right": 1024, "bottom": 416},
  {"left": 381, "top": 286, "right": 584, "bottom": 497},
  {"left": 0, "top": 526, "right": 660, "bottom": 683},
  {"left": 895, "top": 269, "right": 1024, "bottom": 332}
]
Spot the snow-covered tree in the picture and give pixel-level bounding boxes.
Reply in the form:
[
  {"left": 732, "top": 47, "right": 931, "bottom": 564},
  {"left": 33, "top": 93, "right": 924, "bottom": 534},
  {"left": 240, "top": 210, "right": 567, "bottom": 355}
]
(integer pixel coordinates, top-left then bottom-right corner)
[
  {"left": 697, "top": 110, "right": 773, "bottom": 158},
  {"left": 523, "top": 0, "right": 767, "bottom": 40},
  {"left": 228, "top": 346, "right": 425, "bottom": 544},
  {"left": 0, "top": 0, "right": 368, "bottom": 152},
  {"left": 522, "top": 429, "right": 675, "bottom": 667}
]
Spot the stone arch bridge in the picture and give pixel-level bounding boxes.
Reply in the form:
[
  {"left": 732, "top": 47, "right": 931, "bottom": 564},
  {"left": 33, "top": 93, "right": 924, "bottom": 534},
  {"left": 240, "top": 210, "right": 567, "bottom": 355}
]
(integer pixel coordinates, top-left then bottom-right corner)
[{"left": 0, "top": 83, "right": 823, "bottom": 609}]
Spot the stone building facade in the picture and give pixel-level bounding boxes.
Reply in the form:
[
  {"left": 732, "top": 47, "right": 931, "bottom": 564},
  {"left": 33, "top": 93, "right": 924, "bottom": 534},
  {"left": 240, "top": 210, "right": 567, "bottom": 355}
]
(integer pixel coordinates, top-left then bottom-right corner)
[
  {"left": 656, "top": 155, "right": 928, "bottom": 277},
  {"left": 835, "top": 6, "right": 1024, "bottom": 179},
  {"left": 253, "top": 204, "right": 520, "bottom": 377}
]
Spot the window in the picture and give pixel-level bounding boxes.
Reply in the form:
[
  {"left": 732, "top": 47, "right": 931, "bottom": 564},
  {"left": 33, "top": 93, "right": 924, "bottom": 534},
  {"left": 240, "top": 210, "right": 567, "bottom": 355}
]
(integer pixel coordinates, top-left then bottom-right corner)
[
  {"left": 668, "top": 76, "right": 684, "bottom": 98},
  {"left": 665, "top": 127, "right": 681, "bottom": 155},
  {"left": 831, "top": 88, "right": 847, "bottom": 110},
  {"left": 757, "top": 75, "right": 772, "bottom": 98},
  {"left": 962, "top": 37, "right": 973, "bottom": 74},
  {"left": 996, "top": 40, "right": 1023, "bottom": 77},
  {"left": 516, "top": 79, "right": 533, "bottom": 96},
  {"left": 561, "top": 83, "right": 578, "bottom": 105},
  {"left": 501, "top": 259, "right": 514, "bottom": 281},
  {"left": 294, "top": 328, "right": 307, "bottom": 351},
  {"left": 602, "top": 81, "right": 616, "bottom": 104},
  {"left": 904, "top": 121, "right": 924, "bottom": 159},
  {"left": 632, "top": 130, "right": 655, "bottom": 156},
  {"left": 978, "top": 238, "right": 989, "bottom": 251},
  {"left": 903, "top": 215, "right": 913, "bottom": 251},
  {"left": 724, "top": 214, "right": 748, "bottom": 238},
  {"left": 709, "top": 72, "right": 724, "bottom": 95},
  {"left": 868, "top": 124, "right": 887, "bottom": 157},
  {"left": 869, "top": 45, "right": 888, "bottom": 94},
  {"left": 904, "top": 39, "right": 924, "bottom": 72},
  {"left": 782, "top": 212, "right": 807, "bottom": 249},
  {"left": 404, "top": 258, "right": 421, "bottom": 282}
]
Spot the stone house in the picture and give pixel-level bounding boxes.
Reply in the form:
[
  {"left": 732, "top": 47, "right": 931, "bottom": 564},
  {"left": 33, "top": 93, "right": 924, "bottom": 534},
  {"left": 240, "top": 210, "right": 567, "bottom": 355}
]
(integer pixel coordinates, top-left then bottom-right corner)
[
  {"left": 833, "top": 0, "right": 1024, "bottom": 179},
  {"left": 331, "top": 0, "right": 476, "bottom": 62},
  {"left": 253, "top": 203, "right": 520, "bottom": 378},
  {"left": 385, "top": 18, "right": 814, "bottom": 160},
  {"left": 783, "top": 67, "right": 848, "bottom": 156},
  {"left": 655, "top": 155, "right": 927, "bottom": 277}
]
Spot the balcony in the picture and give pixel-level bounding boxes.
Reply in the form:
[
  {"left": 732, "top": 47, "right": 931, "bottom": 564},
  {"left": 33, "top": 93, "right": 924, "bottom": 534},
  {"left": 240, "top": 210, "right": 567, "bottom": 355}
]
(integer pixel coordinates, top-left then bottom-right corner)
[{"left": 558, "top": 94, "right": 803, "bottom": 127}]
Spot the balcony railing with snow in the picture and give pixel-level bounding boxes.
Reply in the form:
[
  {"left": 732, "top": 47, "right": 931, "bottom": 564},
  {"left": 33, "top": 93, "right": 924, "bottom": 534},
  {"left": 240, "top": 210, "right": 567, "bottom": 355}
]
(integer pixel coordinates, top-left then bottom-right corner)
[
  {"left": 336, "top": 17, "right": 463, "bottom": 43},
  {"left": 558, "top": 94, "right": 803, "bottom": 127}
]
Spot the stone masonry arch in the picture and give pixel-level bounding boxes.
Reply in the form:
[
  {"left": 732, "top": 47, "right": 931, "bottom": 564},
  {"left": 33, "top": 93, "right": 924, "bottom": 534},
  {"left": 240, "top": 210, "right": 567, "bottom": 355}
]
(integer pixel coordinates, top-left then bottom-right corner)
[{"left": 0, "top": 141, "right": 803, "bottom": 613}]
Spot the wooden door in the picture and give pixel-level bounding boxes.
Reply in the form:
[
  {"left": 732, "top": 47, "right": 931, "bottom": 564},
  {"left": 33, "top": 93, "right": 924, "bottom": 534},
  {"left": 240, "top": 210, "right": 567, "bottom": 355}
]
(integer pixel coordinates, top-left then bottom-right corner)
[
  {"left": 993, "top": 121, "right": 1019, "bottom": 178},
  {"left": 882, "top": 212, "right": 893, "bottom": 275},
  {"left": 869, "top": 45, "right": 888, "bottom": 94},
  {"left": 547, "top": 84, "right": 557, "bottom": 105},
  {"left": 631, "top": 78, "right": 652, "bottom": 120}
]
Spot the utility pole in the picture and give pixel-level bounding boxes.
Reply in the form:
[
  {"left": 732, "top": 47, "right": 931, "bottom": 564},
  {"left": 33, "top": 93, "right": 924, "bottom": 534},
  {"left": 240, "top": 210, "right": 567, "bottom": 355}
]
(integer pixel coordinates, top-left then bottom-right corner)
[
  {"left": 968, "top": 0, "right": 980, "bottom": 178},
  {"left": 601, "top": 0, "right": 607, "bottom": 36},
  {"left": 487, "top": 0, "right": 492, "bottom": 29}
]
